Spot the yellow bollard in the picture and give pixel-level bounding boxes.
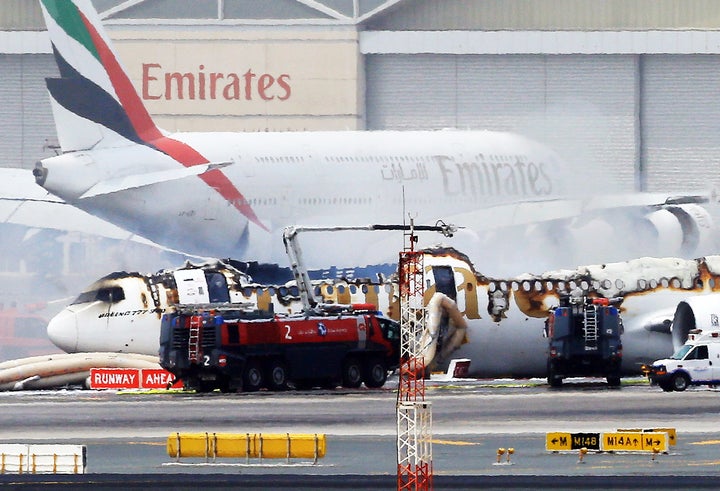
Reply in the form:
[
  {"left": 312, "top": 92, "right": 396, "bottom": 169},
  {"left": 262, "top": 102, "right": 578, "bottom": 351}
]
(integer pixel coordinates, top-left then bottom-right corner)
[
  {"left": 496, "top": 448, "right": 506, "bottom": 464},
  {"left": 578, "top": 447, "right": 588, "bottom": 464},
  {"left": 507, "top": 448, "right": 514, "bottom": 464}
]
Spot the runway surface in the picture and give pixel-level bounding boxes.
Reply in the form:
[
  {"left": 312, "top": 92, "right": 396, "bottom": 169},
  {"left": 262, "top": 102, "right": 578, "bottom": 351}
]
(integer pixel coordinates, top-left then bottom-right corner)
[{"left": 1, "top": 377, "right": 719, "bottom": 488}]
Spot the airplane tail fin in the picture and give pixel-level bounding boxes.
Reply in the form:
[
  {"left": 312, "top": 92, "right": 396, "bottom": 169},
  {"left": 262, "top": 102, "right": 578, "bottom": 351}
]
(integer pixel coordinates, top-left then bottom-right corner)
[{"left": 39, "top": 0, "right": 163, "bottom": 152}]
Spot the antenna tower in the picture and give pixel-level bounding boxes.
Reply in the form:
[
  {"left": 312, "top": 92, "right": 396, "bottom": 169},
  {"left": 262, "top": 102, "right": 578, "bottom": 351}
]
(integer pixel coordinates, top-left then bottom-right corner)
[{"left": 396, "top": 218, "right": 432, "bottom": 490}]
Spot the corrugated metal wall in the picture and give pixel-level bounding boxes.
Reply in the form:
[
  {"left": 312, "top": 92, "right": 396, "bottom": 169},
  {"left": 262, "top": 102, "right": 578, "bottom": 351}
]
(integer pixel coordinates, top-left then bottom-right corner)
[
  {"left": 367, "top": 0, "right": 720, "bottom": 31},
  {"left": 0, "top": 0, "right": 44, "bottom": 30},
  {"left": 0, "top": 55, "right": 58, "bottom": 169},
  {"left": 366, "top": 54, "right": 639, "bottom": 190},
  {"left": 641, "top": 55, "right": 720, "bottom": 192}
]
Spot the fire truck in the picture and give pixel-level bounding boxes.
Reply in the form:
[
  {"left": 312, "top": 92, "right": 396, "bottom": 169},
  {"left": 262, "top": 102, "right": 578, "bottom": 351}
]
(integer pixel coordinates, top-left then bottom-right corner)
[
  {"left": 545, "top": 295, "right": 624, "bottom": 387},
  {"left": 159, "top": 303, "right": 400, "bottom": 392},
  {"left": 158, "top": 223, "right": 457, "bottom": 392}
]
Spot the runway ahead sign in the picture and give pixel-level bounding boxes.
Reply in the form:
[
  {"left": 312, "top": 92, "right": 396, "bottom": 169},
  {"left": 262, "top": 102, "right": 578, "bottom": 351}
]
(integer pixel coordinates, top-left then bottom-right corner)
[{"left": 90, "top": 368, "right": 182, "bottom": 390}]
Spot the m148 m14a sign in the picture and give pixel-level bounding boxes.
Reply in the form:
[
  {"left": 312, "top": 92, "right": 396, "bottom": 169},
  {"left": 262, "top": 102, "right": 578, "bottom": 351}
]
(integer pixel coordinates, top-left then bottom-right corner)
[{"left": 546, "top": 431, "right": 670, "bottom": 452}]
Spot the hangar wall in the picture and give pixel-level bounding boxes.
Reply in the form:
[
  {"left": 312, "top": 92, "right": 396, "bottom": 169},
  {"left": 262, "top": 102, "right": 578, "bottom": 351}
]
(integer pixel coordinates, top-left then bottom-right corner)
[
  {"left": 641, "top": 56, "right": 720, "bottom": 192},
  {"left": 365, "top": 54, "right": 638, "bottom": 191},
  {"left": 0, "top": 54, "right": 57, "bottom": 169},
  {"left": 3, "top": 0, "right": 720, "bottom": 194}
]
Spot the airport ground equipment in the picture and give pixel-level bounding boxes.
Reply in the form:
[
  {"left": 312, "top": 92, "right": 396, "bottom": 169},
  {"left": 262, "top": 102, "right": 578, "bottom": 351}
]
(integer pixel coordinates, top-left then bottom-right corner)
[
  {"left": 545, "top": 295, "right": 623, "bottom": 387},
  {"left": 282, "top": 222, "right": 457, "bottom": 314},
  {"left": 647, "top": 329, "right": 720, "bottom": 391},
  {"left": 0, "top": 444, "right": 86, "bottom": 474},
  {"left": 159, "top": 303, "right": 400, "bottom": 392},
  {"left": 167, "top": 433, "right": 325, "bottom": 464}
]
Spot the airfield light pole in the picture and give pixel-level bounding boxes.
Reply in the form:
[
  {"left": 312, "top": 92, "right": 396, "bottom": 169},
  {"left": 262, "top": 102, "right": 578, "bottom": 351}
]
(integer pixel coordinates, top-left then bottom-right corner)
[{"left": 397, "top": 218, "right": 433, "bottom": 490}]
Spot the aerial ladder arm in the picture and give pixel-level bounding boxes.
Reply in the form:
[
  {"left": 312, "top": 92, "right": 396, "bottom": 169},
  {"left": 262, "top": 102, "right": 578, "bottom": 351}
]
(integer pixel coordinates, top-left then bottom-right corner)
[{"left": 282, "top": 221, "right": 458, "bottom": 314}]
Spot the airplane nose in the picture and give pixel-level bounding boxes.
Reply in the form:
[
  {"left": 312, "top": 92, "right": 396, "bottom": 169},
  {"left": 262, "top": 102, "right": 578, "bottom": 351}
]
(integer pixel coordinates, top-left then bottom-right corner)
[{"left": 46, "top": 309, "right": 79, "bottom": 353}]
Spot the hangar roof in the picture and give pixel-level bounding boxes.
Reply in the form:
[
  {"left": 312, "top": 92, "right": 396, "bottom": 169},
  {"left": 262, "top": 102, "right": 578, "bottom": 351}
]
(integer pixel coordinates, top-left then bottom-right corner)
[
  {"left": 98, "top": 0, "right": 408, "bottom": 25},
  {"left": 2, "top": 0, "right": 720, "bottom": 30},
  {"left": 0, "top": 0, "right": 410, "bottom": 29}
]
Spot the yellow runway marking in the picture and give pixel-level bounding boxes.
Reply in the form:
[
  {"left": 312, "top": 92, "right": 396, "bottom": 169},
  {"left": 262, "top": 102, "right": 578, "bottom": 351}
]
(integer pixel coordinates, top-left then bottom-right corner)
[
  {"left": 688, "top": 461, "right": 720, "bottom": 466},
  {"left": 431, "top": 439, "right": 479, "bottom": 446},
  {"left": 689, "top": 440, "right": 720, "bottom": 446}
]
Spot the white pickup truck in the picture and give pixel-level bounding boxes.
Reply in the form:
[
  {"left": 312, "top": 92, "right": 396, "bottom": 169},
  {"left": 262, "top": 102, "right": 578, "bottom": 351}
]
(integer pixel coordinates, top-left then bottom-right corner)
[{"left": 647, "top": 329, "right": 720, "bottom": 391}]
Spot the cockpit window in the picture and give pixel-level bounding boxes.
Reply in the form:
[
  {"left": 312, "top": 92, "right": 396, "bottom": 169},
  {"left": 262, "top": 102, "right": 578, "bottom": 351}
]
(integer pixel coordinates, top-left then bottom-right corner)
[
  {"left": 71, "top": 286, "right": 125, "bottom": 305},
  {"left": 206, "top": 273, "right": 230, "bottom": 303}
]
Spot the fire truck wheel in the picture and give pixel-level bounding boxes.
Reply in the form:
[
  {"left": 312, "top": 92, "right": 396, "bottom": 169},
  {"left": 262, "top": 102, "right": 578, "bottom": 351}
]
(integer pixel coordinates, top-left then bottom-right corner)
[
  {"left": 243, "top": 360, "right": 264, "bottom": 392},
  {"left": 267, "top": 360, "right": 289, "bottom": 391},
  {"left": 342, "top": 357, "right": 363, "bottom": 388},
  {"left": 362, "top": 358, "right": 387, "bottom": 388}
]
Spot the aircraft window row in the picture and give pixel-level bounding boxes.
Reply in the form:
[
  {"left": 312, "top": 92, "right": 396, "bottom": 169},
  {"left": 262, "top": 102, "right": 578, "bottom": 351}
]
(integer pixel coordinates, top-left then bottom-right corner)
[
  {"left": 244, "top": 197, "right": 278, "bottom": 206},
  {"left": 235, "top": 273, "right": 720, "bottom": 303},
  {"left": 320, "top": 284, "right": 392, "bottom": 295},
  {"left": 324, "top": 155, "right": 434, "bottom": 164},
  {"left": 637, "top": 277, "right": 690, "bottom": 290},
  {"left": 480, "top": 153, "right": 528, "bottom": 163},
  {"left": 255, "top": 156, "right": 305, "bottom": 163},
  {"left": 240, "top": 284, "right": 385, "bottom": 299},
  {"left": 299, "top": 197, "right": 371, "bottom": 206},
  {"left": 500, "top": 276, "right": 696, "bottom": 295}
]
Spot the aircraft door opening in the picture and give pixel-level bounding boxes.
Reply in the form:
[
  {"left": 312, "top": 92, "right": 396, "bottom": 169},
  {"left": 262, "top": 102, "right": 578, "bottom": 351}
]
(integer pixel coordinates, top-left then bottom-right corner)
[{"left": 432, "top": 266, "right": 457, "bottom": 301}]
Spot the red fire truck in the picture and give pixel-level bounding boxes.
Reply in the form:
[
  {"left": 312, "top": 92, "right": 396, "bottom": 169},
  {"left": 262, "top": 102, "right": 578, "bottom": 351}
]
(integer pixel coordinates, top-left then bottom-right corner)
[{"left": 159, "top": 303, "right": 400, "bottom": 392}]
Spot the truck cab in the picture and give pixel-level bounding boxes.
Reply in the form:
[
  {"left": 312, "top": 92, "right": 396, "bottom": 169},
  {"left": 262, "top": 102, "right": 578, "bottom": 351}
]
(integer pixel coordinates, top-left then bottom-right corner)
[{"left": 648, "top": 329, "right": 720, "bottom": 391}]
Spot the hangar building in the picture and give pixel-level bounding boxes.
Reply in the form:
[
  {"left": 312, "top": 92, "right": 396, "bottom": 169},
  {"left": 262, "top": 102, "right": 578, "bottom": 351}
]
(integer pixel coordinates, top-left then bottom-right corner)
[{"left": 2, "top": 0, "right": 720, "bottom": 193}]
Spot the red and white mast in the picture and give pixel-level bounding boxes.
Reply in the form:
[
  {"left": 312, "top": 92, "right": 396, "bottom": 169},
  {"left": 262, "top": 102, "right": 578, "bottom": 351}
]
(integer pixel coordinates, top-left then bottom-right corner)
[{"left": 397, "top": 218, "right": 433, "bottom": 490}]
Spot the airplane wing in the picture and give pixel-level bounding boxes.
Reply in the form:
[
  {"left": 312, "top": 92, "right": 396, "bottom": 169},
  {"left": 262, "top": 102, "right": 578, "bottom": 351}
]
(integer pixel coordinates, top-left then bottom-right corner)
[
  {"left": 0, "top": 167, "right": 190, "bottom": 251},
  {"left": 449, "top": 192, "right": 715, "bottom": 228},
  {"left": 78, "top": 161, "right": 232, "bottom": 199}
]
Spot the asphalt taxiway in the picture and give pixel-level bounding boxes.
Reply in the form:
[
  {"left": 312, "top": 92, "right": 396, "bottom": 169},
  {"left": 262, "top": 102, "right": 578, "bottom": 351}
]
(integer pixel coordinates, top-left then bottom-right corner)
[{"left": 0, "top": 377, "right": 719, "bottom": 488}]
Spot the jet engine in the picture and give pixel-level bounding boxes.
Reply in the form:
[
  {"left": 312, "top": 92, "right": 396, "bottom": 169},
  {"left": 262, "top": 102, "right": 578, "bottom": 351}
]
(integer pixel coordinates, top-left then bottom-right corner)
[
  {"left": 671, "top": 293, "right": 720, "bottom": 350},
  {"left": 643, "top": 203, "right": 715, "bottom": 257},
  {"left": 560, "top": 203, "right": 716, "bottom": 263}
]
